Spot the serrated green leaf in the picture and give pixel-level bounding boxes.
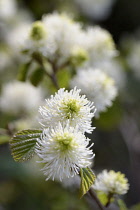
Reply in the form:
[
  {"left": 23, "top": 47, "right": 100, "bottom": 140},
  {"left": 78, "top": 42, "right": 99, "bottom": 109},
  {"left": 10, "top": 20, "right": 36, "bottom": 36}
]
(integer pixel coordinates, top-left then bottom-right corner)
[
  {"left": 30, "top": 68, "right": 44, "bottom": 86},
  {"left": 17, "top": 62, "right": 31, "bottom": 81},
  {"left": 10, "top": 129, "right": 42, "bottom": 162},
  {"left": 79, "top": 167, "right": 96, "bottom": 198}
]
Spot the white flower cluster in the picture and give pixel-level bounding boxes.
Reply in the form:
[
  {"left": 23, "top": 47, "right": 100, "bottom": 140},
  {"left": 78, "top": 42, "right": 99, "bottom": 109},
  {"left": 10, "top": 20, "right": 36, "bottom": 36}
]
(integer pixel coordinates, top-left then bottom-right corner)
[
  {"left": 0, "top": 0, "right": 33, "bottom": 65},
  {"left": 36, "top": 87, "right": 95, "bottom": 181},
  {"left": 20, "top": 13, "right": 117, "bottom": 67},
  {"left": 91, "top": 59, "right": 126, "bottom": 89},
  {"left": 7, "top": 22, "right": 31, "bottom": 55},
  {"left": 39, "top": 87, "right": 95, "bottom": 133},
  {"left": 0, "top": 81, "right": 44, "bottom": 116},
  {"left": 42, "top": 13, "right": 84, "bottom": 67},
  {"left": 20, "top": 13, "right": 83, "bottom": 67},
  {"left": 93, "top": 170, "right": 129, "bottom": 195},
  {"left": 82, "top": 26, "right": 117, "bottom": 64},
  {"left": 71, "top": 69, "right": 117, "bottom": 117},
  {"left": 19, "top": 13, "right": 119, "bottom": 116}
]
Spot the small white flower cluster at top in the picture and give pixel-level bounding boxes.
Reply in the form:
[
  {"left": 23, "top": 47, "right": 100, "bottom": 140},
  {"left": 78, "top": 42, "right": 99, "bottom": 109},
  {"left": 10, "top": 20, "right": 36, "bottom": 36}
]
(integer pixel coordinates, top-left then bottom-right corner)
[
  {"left": 20, "top": 13, "right": 117, "bottom": 67},
  {"left": 17, "top": 12, "right": 120, "bottom": 116},
  {"left": 36, "top": 87, "right": 96, "bottom": 181},
  {"left": 93, "top": 170, "right": 129, "bottom": 195}
]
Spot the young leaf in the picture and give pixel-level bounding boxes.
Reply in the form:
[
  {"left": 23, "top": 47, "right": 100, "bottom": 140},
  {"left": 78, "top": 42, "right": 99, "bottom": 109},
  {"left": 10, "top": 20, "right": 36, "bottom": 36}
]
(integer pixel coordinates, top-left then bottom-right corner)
[
  {"left": 96, "top": 192, "right": 108, "bottom": 205},
  {"left": 17, "top": 62, "right": 31, "bottom": 82},
  {"left": 10, "top": 129, "right": 42, "bottom": 162},
  {"left": 30, "top": 68, "right": 44, "bottom": 86},
  {"left": 79, "top": 167, "right": 96, "bottom": 198}
]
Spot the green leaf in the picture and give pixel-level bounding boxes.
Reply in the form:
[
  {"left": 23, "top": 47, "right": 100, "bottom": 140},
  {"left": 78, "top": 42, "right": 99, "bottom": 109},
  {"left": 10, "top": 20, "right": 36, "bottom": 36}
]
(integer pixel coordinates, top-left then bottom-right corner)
[
  {"left": 117, "top": 199, "right": 128, "bottom": 210},
  {"left": 17, "top": 62, "right": 31, "bottom": 82},
  {"left": 30, "top": 68, "right": 44, "bottom": 86},
  {"left": 57, "top": 68, "right": 71, "bottom": 88},
  {"left": 96, "top": 192, "right": 114, "bottom": 206},
  {"left": 10, "top": 129, "right": 42, "bottom": 162},
  {"left": 96, "top": 192, "right": 108, "bottom": 205},
  {"left": 79, "top": 167, "right": 96, "bottom": 198}
]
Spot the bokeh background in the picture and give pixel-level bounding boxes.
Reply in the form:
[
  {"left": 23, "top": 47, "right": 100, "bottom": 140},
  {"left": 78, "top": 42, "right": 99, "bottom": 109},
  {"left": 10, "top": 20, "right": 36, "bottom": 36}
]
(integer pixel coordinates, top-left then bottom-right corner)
[{"left": 0, "top": 0, "right": 140, "bottom": 209}]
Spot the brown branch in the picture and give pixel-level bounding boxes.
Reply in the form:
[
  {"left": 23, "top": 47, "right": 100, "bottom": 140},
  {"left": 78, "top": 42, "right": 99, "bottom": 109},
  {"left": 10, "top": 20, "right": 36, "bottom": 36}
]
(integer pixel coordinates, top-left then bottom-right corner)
[
  {"left": 50, "top": 73, "right": 59, "bottom": 90},
  {"left": 40, "top": 61, "right": 59, "bottom": 90},
  {"left": 105, "top": 193, "right": 113, "bottom": 208},
  {"left": 88, "top": 188, "right": 105, "bottom": 210},
  {"left": 32, "top": 53, "right": 60, "bottom": 90}
]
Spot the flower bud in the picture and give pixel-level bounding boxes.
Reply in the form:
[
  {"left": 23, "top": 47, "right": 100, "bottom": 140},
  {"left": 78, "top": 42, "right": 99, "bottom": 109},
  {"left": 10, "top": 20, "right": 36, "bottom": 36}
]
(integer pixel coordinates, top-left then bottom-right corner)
[
  {"left": 30, "top": 21, "right": 47, "bottom": 41},
  {"left": 70, "top": 47, "right": 88, "bottom": 66}
]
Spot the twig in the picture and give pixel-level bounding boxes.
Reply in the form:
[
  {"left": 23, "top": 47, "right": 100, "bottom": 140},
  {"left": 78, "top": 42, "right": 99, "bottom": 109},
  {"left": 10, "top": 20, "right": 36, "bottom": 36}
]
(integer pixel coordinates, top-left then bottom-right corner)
[
  {"left": 105, "top": 193, "right": 113, "bottom": 207},
  {"left": 33, "top": 53, "right": 60, "bottom": 90},
  {"left": 50, "top": 73, "right": 59, "bottom": 90},
  {"left": 88, "top": 188, "right": 105, "bottom": 210},
  {"left": 40, "top": 61, "right": 59, "bottom": 90}
]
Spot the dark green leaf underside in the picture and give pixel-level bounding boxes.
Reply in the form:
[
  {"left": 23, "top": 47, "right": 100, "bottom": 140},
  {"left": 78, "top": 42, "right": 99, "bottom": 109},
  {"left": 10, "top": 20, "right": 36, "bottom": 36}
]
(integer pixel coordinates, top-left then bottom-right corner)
[{"left": 17, "top": 62, "right": 31, "bottom": 82}]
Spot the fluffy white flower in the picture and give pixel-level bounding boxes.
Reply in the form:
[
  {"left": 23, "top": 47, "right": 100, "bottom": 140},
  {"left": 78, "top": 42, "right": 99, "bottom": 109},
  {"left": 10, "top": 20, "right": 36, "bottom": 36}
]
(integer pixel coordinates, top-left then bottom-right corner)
[
  {"left": 70, "top": 68, "right": 117, "bottom": 117},
  {"left": 93, "top": 170, "right": 129, "bottom": 195},
  {"left": 74, "top": 0, "right": 116, "bottom": 20},
  {"left": 0, "top": 81, "right": 44, "bottom": 115},
  {"left": 7, "top": 22, "right": 31, "bottom": 55},
  {"left": 42, "top": 13, "right": 83, "bottom": 66},
  {"left": 39, "top": 87, "right": 95, "bottom": 133},
  {"left": 19, "top": 13, "right": 117, "bottom": 70},
  {"left": 20, "top": 13, "right": 84, "bottom": 67},
  {"left": 90, "top": 59, "right": 126, "bottom": 89},
  {"left": 21, "top": 21, "right": 51, "bottom": 59},
  {"left": 0, "top": 6, "right": 33, "bottom": 52},
  {"left": 82, "top": 27, "right": 117, "bottom": 64},
  {"left": 36, "top": 123, "right": 94, "bottom": 181}
]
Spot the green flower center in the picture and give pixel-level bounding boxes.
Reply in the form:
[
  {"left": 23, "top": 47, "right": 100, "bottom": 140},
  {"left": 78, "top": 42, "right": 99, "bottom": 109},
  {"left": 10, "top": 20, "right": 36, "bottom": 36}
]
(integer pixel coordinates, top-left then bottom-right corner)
[
  {"left": 103, "top": 76, "right": 114, "bottom": 87},
  {"left": 30, "top": 21, "right": 47, "bottom": 41},
  {"left": 54, "top": 133, "right": 75, "bottom": 151},
  {"left": 61, "top": 99, "right": 81, "bottom": 119}
]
